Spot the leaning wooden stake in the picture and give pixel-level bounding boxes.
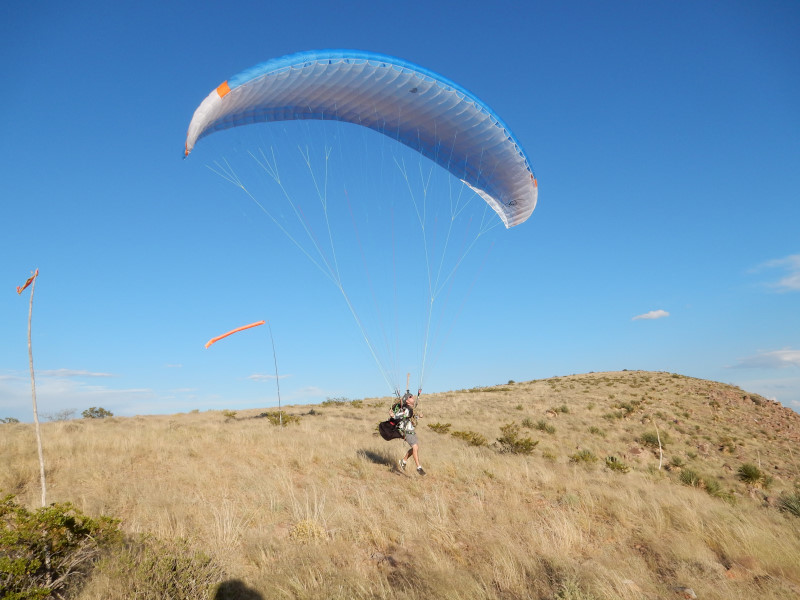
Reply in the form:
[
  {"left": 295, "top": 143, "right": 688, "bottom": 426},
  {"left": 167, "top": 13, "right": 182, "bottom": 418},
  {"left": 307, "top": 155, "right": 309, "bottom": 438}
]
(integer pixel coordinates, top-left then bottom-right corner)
[
  {"left": 267, "top": 321, "right": 282, "bottom": 426},
  {"left": 655, "top": 420, "right": 663, "bottom": 470},
  {"left": 18, "top": 269, "right": 46, "bottom": 506}
]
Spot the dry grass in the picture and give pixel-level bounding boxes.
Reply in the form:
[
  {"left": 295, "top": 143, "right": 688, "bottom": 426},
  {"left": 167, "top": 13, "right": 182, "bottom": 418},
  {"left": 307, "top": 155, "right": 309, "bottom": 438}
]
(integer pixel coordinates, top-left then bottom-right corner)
[{"left": 2, "top": 371, "right": 800, "bottom": 599}]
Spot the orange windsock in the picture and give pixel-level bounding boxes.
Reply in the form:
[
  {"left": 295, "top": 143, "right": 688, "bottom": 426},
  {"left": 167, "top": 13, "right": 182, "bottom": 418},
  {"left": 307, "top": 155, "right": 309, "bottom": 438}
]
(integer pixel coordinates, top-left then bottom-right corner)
[
  {"left": 205, "top": 320, "right": 265, "bottom": 349},
  {"left": 16, "top": 269, "right": 39, "bottom": 294}
]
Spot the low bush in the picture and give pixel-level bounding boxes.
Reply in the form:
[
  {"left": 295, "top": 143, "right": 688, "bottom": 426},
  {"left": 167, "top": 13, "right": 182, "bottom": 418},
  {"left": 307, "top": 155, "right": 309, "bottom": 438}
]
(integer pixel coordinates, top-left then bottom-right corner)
[
  {"left": 321, "top": 397, "right": 350, "bottom": 406},
  {"left": 737, "top": 463, "right": 765, "bottom": 485},
  {"left": 778, "top": 492, "right": 800, "bottom": 518},
  {"left": 569, "top": 450, "right": 598, "bottom": 465},
  {"left": 602, "top": 410, "right": 625, "bottom": 420},
  {"left": 605, "top": 456, "right": 631, "bottom": 473},
  {"left": 640, "top": 430, "right": 669, "bottom": 449},
  {"left": 496, "top": 423, "right": 538, "bottom": 455},
  {"left": 451, "top": 430, "right": 488, "bottom": 447},
  {"left": 613, "top": 400, "right": 642, "bottom": 417},
  {"left": 257, "top": 411, "right": 301, "bottom": 426},
  {"left": 468, "top": 386, "right": 512, "bottom": 393},
  {"left": 701, "top": 477, "right": 729, "bottom": 500},
  {"left": 82, "top": 407, "right": 113, "bottom": 419},
  {"left": 718, "top": 436, "right": 737, "bottom": 453},
  {"left": 534, "top": 420, "right": 556, "bottom": 434},
  {"left": 289, "top": 519, "right": 327, "bottom": 544},
  {"left": 679, "top": 469, "right": 702, "bottom": 487},
  {"left": 93, "top": 534, "right": 225, "bottom": 599},
  {"left": 669, "top": 456, "right": 685, "bottom": 469},
  {"left": 427, "top": 422, "right": 452, "bottom": 434},
  {"left": 0, "top": 494, "right": 121, "bottom": 600}
]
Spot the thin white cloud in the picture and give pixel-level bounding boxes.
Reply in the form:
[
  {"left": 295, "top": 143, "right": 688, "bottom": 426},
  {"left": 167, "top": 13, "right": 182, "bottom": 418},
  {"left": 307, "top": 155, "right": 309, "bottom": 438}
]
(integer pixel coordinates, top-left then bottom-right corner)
[
  {"left": 247, "top": 373, "right": 292, "bottom": 382},
  {"left": 287, "top": 386, "right": 328, "bottom": 401},
  {"left": 731, "top": 349, "right": 800, "bottom": 369},
  {"left": 632, "top": 309, "right": 670, "bottom": 321},
  {"left": 0, "top": 374, "right": 154, "bottom": 421},
  {"left": 732, "top": 375, "right": 800, "bottom": 413},
  {"left": 40, "top": 369, "right": 115, "bottom": 378},
  {"left": 751, "top": 254, "right": 800, "bottom": 292}
]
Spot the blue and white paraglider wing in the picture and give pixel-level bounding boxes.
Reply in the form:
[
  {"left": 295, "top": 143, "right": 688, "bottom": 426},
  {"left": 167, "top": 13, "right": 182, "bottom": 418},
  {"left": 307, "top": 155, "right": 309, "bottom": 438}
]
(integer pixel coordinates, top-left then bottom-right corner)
[{"left": 185, "top": 50, "right": 537, "bottom": 228}]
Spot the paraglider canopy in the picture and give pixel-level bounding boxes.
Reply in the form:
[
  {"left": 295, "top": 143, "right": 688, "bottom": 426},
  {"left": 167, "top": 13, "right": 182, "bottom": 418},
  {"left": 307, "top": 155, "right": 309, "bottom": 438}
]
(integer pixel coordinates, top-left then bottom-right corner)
[
  {"left": 185, "top": 49, "right": 537, "bottom": 228},
  {"left": 185, "top": 49, "right": 539, "bottom": 396}
]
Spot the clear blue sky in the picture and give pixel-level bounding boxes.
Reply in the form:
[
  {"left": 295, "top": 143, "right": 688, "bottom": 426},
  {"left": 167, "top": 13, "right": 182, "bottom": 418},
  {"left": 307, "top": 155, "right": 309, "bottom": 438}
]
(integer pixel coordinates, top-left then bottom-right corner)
[{"left": 2, "top": 1, "right": 799, "bottom": 422}]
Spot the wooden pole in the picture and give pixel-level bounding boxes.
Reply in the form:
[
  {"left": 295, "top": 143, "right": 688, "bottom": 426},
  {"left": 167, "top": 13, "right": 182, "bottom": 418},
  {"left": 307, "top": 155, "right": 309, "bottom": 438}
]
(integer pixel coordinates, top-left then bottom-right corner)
[
  {"left": 655, "top": 421, "right": 663, "bottom": 471},
  {"left": 23, "top": 270, "right": 46, "bottom": 506},
  {"left": 267, "top": 321, "right": 282, "bottom": 426}
]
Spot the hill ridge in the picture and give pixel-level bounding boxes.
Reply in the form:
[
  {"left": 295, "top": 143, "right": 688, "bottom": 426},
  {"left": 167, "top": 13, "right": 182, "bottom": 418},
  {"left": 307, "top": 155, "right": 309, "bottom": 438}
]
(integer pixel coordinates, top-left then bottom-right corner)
[{"left": 2, "top": 370, "right": 799, "bottom": 599}]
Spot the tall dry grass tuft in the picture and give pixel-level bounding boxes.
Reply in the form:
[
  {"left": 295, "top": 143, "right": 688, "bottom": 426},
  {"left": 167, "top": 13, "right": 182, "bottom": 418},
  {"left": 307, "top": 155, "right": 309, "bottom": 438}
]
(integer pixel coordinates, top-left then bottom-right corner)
[{"left": 2, "top": 371, "right": 800, "bottom": 598}]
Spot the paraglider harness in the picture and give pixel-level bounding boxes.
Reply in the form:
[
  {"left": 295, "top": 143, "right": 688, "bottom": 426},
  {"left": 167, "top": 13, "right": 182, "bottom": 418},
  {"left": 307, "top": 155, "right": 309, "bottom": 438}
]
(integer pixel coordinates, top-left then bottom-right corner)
[{"left": 378, "top": 386, "right": 421, "bottom": 441}]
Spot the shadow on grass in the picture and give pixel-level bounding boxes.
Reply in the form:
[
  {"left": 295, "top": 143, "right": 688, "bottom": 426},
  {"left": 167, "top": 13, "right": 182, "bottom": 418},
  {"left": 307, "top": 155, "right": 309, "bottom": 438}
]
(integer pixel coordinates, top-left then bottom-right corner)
[
  {"left": 358, "top": 448, "right": 395, "bottom": 467},
  {"left": 214, "top": 579, "right": 263, "bottom": 600}
]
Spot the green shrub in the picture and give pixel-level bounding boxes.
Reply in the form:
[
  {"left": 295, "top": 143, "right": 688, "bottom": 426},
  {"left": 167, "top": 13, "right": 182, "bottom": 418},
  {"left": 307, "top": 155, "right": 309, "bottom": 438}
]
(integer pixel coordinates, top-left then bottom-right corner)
[
  {"left": 81, "top": 407, "right": 113, "bottom": 419},
  {"left": 1, "top": 417, "right": 20, "bottom": 424},
  {"left": 703, "top": 477, "right": 724, "bottom": 498},
  {"left": 94, "top": 534, "right": 225, "bottom": 599},
  {"left": 221, "top": 410, "right": 237, "bottom": 421},
  {"left": 451, "top": 430, "right": 488, "bottom": 447},
  {"left": 679, "top": 469, "right": 702, "bottom": 487},
  {"left": 588, "top": 426, "right": 605, "bottom": 437},
  {"left": 321, "top": 397, "right": 366, "bottom": 408},
  {"left": 0, "top": 495, "right": 121, "bottom": 600},
  {"left": 427, "top": 422, "right": 452, "bottom": 434},
  {"left": 605, "top": 456, "right": 631, "bottom": 473},
  {"left": 321, "top": 396, "right": 350, "bottom": 406},
  {"left": 555, "top": 578, "right": 599, "bottom": 600},
  {"left": 468, "top": 386, "right": 512, "bottom": 393},
  {"left": 669, "top": 456, "right": 685, "bottom": 468},
  {"left": 257, "top": 411, "right": 300, "bottom": 426},
  {"left": 569, "top": 450, "right": 598, "bottom": 464},
  {"left": 614, "top": 400, "right": 642, "bottom": 417},
  {"left": 640, "top": 430, "right": 668, "bottom": 449},
  {"left": 737, "top": 463, "right": 766, "bottom": 486},
  {"left": 533, "top": 420, "right": 556, "bottom": 434},
  {"left": 718, "top": 436, "right": 737, "bottom": 453},
  {"left": 496, "top": 423, "right": 539, "bottom": 455},
  {"left": 777, "top": 492, "right": 800, "bottom": 518}
]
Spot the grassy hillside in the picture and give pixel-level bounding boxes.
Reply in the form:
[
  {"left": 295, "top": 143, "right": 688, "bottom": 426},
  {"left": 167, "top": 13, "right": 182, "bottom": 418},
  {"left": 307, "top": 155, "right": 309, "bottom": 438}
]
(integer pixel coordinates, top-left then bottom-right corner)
[{"left": 3, "top": 371, "right": 800, "bottom": 599}]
